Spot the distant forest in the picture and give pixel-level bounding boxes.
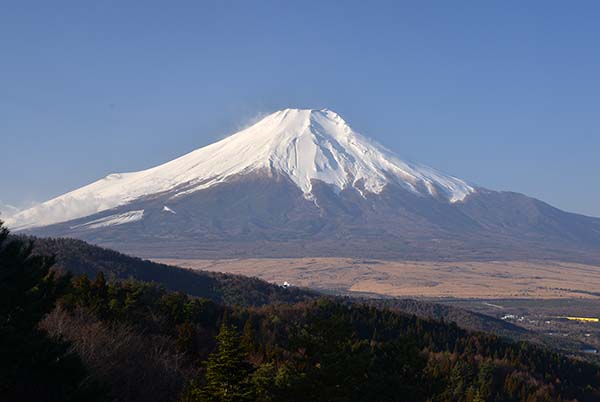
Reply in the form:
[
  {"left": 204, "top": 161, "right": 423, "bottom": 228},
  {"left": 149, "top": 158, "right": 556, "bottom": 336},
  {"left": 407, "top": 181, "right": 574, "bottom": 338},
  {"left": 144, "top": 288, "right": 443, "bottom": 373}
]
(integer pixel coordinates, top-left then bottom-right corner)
[{"left": 2, "top": 226, "right": 600, "bottom": 402}]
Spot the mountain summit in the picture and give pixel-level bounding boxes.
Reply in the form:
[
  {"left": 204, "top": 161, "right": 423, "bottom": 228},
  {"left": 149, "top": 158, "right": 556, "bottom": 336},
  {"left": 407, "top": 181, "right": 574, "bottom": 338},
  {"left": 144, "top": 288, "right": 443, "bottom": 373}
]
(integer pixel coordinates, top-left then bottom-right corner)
[
  {"left": 8, "top": 108, "right": 473, "bottom": 229},
  {"left": 9, "top": 108, "right": 600, "bottom": 263}
]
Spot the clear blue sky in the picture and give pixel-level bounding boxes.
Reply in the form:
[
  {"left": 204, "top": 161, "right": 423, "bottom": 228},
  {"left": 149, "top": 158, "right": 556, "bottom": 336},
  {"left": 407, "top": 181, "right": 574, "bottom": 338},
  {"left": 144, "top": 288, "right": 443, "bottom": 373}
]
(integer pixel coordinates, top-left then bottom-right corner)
[{"left": 2, "top": 1, "right": 599, "bottom": 217}]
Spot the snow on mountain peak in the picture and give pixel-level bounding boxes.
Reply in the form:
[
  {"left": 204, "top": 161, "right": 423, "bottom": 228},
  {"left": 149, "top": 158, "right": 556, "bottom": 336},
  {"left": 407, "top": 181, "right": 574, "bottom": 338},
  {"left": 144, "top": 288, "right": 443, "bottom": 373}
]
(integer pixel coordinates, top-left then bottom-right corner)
[{"left": 7, "top": 108, "right": 474, "bottom": 229}]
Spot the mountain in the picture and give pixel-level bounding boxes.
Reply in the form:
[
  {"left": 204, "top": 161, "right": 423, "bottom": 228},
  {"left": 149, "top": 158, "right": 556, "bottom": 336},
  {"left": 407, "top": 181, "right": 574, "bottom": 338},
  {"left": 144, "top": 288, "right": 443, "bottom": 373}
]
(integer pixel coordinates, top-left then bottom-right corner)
[
  {"left": 8, "top": 109, "right": 474, "bottom": 229},
  {"left": 9, "top": 108, "right": 600, "bottom": 262}
]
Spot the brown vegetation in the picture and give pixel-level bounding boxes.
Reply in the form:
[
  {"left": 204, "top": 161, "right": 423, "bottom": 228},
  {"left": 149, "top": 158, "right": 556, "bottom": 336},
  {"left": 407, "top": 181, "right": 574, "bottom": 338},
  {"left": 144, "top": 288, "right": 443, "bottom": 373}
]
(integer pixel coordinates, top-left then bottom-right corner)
[{"left": 155, "top": 258, "right": 600, "bottom": 299}]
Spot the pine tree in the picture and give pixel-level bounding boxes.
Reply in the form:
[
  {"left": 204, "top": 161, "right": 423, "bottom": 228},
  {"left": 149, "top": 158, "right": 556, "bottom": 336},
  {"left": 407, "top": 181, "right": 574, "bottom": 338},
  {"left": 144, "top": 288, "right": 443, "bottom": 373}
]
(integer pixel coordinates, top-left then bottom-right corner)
[
  {"left": 251, "top": 362, "right": 276, "bottom": 402},
  {"left": 90, "top": 271, "right": 108, "bottom": 317},
  {"left": 196, "top": 323, "right": 253, "bottom": 402},
  {"left": 241, "top": 317, "right": 255, "bottom": 353}
]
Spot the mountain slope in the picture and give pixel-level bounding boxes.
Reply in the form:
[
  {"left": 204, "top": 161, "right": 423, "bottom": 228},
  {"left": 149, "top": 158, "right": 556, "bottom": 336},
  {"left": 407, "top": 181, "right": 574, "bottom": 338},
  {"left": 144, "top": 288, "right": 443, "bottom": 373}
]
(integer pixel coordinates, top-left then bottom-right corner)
[
  {"left": 7, "top": 109, "right": 473, "bottom": 230},
  {"left": 11, "top": 108, "right": 600, "bottom": 263}
]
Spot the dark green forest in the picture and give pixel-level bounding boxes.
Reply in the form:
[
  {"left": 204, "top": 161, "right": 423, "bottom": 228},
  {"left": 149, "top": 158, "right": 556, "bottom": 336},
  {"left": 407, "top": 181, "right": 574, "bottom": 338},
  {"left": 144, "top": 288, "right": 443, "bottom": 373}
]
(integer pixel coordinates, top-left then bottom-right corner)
[{"left": 2, "top": 225, "right": 600, "bottom": 402}]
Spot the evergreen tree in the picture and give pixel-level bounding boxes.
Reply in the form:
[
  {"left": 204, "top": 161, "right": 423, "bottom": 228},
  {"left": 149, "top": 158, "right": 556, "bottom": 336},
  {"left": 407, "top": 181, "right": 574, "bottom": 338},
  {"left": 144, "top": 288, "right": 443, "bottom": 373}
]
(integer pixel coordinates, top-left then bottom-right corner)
[
  {"left": 241, "top": 317, "right": 255, "bottom": 353},
  {"left": 250, "top": 362, "right": 277, "bottom": 402},
  {"left": 90, "top": 271, "right": 109, "bottom": 317},
  {"left": 193, "top": 323, "right": 253, "bottom": 402}
]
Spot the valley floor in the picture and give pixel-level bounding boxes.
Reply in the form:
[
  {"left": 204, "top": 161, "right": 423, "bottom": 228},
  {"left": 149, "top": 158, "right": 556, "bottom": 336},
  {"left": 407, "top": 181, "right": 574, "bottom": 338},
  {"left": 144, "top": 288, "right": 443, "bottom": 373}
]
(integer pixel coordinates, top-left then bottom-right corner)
[{"left": 154, "top": 257, "right": 600, "bottom": 299}]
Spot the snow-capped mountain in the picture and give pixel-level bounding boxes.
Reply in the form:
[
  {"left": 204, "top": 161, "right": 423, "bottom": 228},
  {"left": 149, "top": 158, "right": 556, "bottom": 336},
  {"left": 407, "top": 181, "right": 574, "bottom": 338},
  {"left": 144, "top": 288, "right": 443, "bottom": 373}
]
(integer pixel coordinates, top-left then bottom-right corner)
[
  {"left": 11, "top": 108, "right": 600, "bottom": 263},
  {"left": 8, "top": 109, "right": 473, "bottom": 230}
]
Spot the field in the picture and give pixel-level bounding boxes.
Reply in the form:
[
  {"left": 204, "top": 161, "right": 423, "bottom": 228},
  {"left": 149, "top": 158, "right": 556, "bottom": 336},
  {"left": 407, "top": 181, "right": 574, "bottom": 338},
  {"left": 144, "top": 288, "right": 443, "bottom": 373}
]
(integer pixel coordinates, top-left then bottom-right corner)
[{"left": 154, "top": 258, "right": 600, "bottom": 299}]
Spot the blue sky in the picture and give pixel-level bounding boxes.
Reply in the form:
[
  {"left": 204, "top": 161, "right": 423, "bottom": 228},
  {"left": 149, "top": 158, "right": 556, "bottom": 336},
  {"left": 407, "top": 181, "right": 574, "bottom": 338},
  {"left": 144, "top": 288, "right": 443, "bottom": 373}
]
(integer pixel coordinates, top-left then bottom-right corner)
[{"left": 2, "top": 1, "right": 599, "bottom": 217}]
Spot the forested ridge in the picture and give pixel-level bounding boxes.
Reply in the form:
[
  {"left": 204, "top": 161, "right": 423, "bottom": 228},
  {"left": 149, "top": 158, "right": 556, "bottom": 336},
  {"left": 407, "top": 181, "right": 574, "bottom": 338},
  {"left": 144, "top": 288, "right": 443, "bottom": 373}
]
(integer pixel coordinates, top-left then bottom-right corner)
[
  {"left": 2, "top": 226, "right": 600, "bottom": 401},
  {"left": 29, "top": 236, "right": 317, "bottom": 306},
  {"left": 27, "top": 236, "right": 533, "bottom": 338}
]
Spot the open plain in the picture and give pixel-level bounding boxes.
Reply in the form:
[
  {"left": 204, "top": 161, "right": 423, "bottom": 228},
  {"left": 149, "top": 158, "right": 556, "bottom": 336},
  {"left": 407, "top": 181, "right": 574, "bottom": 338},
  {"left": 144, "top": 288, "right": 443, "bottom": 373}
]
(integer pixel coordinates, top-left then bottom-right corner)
[{"left": 155, "top": 258, "right": 600, "bottom": 299}]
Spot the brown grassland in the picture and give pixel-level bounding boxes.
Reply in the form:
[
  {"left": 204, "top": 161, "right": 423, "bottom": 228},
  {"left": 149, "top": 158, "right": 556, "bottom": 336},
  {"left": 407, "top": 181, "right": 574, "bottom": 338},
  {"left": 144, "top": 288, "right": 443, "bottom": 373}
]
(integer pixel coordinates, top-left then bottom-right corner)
[{"left": 154, "top": 258, "right": 600, "bottom": 299}]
